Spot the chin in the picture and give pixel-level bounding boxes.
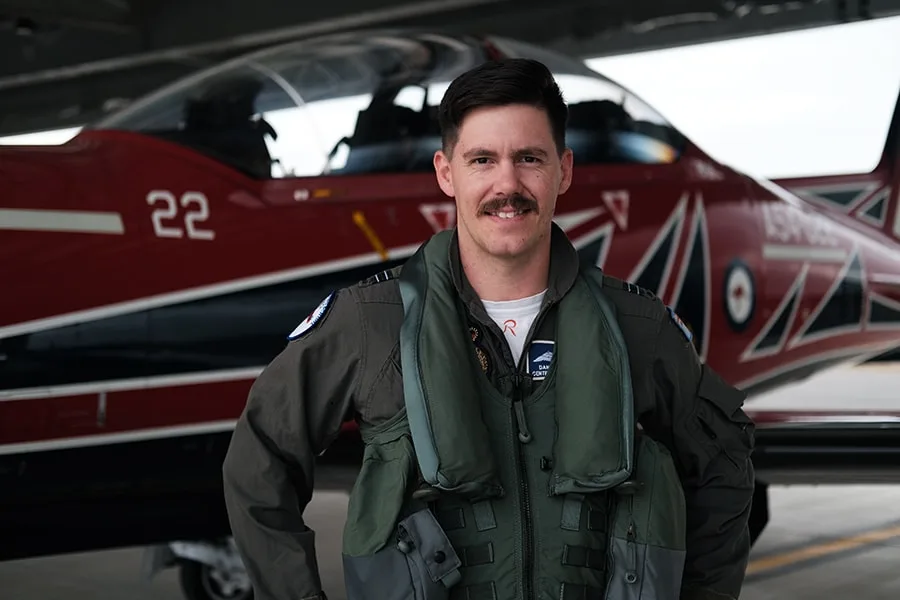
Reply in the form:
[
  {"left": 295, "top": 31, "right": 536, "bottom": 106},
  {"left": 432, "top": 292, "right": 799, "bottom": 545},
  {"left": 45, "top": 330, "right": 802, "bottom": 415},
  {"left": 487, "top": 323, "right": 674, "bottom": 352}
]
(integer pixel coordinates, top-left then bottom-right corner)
[
  {"left": 480, "top": 234, "right": 538, "bottom": 260},
  {"left": 459, "top": 216, "right": 547, "bottom": 259}
]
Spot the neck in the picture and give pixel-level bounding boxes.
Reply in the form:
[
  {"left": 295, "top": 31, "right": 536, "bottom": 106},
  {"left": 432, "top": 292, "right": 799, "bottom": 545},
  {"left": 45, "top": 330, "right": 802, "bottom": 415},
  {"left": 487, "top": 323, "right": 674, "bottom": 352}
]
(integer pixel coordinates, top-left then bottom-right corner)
[{"left": 458, "top": 236, "right": 551, "bottom": 302}]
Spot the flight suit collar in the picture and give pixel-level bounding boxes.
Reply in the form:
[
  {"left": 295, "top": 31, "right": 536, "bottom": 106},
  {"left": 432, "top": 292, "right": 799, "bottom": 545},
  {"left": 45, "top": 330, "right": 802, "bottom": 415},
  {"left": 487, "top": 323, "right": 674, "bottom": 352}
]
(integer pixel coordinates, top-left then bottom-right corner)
[{"left": 446, "top": 222, "right": 581, "bottom": 322}]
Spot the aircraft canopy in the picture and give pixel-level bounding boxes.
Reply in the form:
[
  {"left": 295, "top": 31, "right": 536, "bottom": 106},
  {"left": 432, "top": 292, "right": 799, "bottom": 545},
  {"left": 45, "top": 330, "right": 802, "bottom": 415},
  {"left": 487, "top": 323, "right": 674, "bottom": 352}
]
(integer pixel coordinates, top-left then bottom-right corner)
[{"left": 92, "top": 30, "right": 685, "bottom": 179}]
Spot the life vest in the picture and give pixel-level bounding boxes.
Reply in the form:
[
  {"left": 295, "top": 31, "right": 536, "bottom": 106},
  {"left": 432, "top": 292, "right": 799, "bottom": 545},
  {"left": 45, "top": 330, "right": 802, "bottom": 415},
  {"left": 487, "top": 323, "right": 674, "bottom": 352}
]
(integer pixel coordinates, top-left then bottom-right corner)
[{"left": 341, "top": 229, "right": 687, "bottom": 600}]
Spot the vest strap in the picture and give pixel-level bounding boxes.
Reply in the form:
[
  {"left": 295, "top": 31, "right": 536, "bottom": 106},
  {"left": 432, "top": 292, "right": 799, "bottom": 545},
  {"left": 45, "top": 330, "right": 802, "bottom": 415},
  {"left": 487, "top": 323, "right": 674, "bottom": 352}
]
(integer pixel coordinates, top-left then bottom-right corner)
[
  {"left": 462, "top": 582, "right": 498, "bottom": 600},
  {"left": 472, "top": 500, "right": 497, "bottom": 531},
  {"left": 560, "top": 493, "right": 584, "bottom": 531}
]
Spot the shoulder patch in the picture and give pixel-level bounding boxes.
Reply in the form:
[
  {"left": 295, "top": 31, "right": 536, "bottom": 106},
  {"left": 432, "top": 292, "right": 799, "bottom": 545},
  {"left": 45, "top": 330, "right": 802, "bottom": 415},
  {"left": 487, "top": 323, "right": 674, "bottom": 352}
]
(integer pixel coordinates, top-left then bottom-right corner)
[
  {"left": 359, "top": 267, "right": 398, "bottom": 287},
  {"left": 287, "top": 292, "right": 335, "bottom": 340},
  {"left": 666, "top": 306, "right": 693, "bottom": 342}
]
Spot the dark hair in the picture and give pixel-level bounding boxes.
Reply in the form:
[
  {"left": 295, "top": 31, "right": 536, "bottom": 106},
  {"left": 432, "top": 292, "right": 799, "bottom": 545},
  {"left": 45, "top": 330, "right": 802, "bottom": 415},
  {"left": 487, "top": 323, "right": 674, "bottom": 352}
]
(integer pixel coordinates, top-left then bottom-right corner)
[{"left": 438, "top": 58, "right": 568, "bottom": 156}]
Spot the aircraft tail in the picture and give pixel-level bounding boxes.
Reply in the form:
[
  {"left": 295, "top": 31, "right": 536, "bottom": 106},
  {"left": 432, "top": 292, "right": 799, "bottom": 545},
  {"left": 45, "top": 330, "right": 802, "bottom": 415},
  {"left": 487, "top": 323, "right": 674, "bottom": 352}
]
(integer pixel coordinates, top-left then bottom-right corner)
[{"left": 773, "top": 85, "right": 900, "bottom": 243}]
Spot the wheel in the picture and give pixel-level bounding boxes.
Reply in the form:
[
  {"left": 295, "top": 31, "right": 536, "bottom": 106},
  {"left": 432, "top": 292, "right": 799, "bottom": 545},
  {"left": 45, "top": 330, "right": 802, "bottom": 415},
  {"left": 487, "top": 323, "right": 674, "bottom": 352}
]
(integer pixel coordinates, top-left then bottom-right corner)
[
  {"left": 178, "top": 559, "right": 253, "bottom": 600},
  {"left": 748, "top": 480, "right": 769, "bottom": 546}
]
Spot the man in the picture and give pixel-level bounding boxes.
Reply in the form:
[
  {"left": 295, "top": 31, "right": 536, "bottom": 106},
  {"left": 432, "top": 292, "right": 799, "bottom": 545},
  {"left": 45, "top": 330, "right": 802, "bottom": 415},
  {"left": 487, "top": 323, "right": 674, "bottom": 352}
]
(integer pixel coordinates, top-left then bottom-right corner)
[{"left": 222, "top": 58, "right": 755, "bottom": 600}]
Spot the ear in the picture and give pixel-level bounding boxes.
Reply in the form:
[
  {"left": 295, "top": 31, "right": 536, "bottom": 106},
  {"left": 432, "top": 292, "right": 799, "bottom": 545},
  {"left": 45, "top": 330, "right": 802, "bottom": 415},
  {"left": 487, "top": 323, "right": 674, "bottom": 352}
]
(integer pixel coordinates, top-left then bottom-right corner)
[
  {"left": 433, "top": 149, "right": 455, "bottom": 198},
  {"left": 558, "top": 147, "right": 574, "bottom": 196}
]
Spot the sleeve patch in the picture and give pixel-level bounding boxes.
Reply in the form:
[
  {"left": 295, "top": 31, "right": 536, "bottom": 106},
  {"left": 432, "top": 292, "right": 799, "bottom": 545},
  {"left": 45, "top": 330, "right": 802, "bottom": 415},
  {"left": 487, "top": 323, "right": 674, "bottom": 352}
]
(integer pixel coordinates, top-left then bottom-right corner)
[
  {"left": 667, "top": 306, "right": 693, "bottom": 342},
  {"left": 288, "top": 292, "right": 335, "bottom": 340}
]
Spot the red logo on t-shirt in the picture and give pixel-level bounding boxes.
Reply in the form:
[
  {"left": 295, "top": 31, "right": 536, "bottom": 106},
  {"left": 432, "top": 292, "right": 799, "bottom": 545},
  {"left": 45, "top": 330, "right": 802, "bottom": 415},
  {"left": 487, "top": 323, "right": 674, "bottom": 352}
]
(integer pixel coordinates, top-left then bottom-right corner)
[{"left": 503, "top": 319, "right": 517, "bottom": 336}]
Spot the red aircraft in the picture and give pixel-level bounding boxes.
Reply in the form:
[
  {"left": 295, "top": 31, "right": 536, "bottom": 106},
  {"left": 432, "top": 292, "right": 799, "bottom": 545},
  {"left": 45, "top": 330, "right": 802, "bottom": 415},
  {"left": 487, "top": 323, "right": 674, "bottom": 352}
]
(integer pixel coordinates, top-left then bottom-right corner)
[{"left": 2, "top": 28, "right": 900, "bottom": 587}]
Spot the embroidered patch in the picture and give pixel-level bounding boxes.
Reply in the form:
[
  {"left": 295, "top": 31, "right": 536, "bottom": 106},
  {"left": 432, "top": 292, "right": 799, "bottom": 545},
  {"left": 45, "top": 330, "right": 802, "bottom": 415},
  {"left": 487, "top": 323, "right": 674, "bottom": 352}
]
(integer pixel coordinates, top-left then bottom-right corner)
[
  {"left": 475, "top": 346, "right": 490, "bottom": 375},
  {"left": 667, "top": 306, "right": 692, "bottom": 342},
  {"left": 288, "top": 292, "right": 335, "bottom": 340},
  {"left": 527, "top": 340, "right": 555, "bottom": 381}
]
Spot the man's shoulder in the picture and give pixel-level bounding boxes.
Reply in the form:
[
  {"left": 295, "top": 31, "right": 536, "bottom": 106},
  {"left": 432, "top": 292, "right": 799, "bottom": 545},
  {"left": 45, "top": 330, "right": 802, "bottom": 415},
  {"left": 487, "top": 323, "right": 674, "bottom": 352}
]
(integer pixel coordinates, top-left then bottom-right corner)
[
  {"left": 591, "top": 271, "right": 665, "bottom": 320},
  {"left": 591, "top": 270, "right": 697, "bottom": 349},
  {"left": 352, "top": 265, "right": 404, "bottom": 304},
  {"left": 284, "top": 266, "right": 404, "bottom": 344}
]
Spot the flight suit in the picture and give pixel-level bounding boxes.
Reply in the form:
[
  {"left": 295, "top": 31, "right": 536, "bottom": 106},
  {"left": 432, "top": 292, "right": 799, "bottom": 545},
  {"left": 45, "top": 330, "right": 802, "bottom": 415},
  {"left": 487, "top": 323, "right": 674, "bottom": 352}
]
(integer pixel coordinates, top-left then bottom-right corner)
[{"left": 221, "top": 224, "right": 756, "bottom": 600}]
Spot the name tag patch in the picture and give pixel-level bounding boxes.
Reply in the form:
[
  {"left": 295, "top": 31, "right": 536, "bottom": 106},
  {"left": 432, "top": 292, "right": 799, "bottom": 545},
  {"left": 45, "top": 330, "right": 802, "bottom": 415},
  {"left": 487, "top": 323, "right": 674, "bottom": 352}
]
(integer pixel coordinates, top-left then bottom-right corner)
[{"left": 527, "top": 340, "right": 555, "bottom": 381}]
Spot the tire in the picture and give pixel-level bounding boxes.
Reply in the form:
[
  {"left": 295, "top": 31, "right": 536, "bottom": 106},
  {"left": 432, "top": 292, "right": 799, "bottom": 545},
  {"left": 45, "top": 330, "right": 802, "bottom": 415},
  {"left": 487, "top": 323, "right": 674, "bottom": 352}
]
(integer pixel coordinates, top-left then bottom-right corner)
[{"left": 178, "top": 560, "right": 254, "bottom": 600}]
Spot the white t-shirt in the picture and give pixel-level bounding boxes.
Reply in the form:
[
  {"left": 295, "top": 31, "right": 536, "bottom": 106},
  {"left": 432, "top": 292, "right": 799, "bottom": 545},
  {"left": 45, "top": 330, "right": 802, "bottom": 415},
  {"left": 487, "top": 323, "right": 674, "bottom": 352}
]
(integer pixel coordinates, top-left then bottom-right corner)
[{"left": 481, "top": 289, "right": 547, "bottom": 366}]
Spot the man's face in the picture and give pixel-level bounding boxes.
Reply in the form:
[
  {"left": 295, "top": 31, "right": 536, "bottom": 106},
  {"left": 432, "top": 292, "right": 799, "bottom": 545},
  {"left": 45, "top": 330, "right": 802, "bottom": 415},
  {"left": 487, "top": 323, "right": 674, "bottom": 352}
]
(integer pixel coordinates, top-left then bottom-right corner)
[{"left": 433, "top": 103, "right": 573, "bottom": 262}]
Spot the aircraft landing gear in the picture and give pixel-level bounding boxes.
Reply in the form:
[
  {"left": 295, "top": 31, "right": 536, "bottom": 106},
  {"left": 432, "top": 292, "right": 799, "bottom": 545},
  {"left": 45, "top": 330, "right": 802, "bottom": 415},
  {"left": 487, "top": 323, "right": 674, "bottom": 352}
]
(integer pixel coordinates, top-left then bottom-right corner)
[
  {"left": 749, "top": 480, "right": 770, "bottom": 546},
  {"left": 143, "top": 538, "right": 252, "bottom": 600}
]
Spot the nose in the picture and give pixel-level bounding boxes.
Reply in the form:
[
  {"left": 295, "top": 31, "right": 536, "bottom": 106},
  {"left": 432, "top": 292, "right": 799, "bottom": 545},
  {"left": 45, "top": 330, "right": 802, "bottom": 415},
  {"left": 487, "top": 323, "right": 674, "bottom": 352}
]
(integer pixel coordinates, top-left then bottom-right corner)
[{"left": 492, "top": 158, "right": 522, "bottom": 197}]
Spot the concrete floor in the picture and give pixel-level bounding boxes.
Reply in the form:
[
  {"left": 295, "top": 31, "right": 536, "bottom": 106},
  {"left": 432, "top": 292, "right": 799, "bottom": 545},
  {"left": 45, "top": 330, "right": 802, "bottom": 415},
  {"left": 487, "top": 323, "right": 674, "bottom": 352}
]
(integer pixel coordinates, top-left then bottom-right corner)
[{"left": 2, "top": 484, "right": 900, "bottom": 600}]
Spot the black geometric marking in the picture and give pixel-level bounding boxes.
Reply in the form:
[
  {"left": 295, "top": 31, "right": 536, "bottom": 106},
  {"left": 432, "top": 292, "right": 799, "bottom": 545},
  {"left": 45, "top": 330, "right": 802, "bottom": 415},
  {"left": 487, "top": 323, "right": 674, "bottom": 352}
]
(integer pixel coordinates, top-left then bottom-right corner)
[
  {"left": 673, "top": 207, "right": 707, "bottom": 360},
  {"left": 869, "top": 294, "right": 900, "bottom": 325},
  {"left": 854, "top": 186, "right": 893, "bottom": 231},
  {"left": 628, "top": 194, "right": 686, "bottom": 299},
  {"left": 862, "top": 195, "right": 887, "bottom": 222},
  {"left": 576, "top": 228, "right": 612, "bottom": 272},
  {"left": 755, "top": 279, "right": 801, "bottom": 353},
  {"left": 817, "top": 189, "right": 865, "bottom": 207},
  {"left": 803, "top": 252, "right": 864, "bottom": 337},
  {"left": 634, "top": 221, "right": 677, "bottom": 296},
  {"left": 0, "top": 256, "right": 407, "bottom": 391}
]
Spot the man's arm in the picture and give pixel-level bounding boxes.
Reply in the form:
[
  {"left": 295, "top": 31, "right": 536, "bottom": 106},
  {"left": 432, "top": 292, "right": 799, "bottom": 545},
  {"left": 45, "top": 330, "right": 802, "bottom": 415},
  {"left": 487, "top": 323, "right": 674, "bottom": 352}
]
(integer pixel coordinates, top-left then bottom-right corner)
[
  {"left": 642, "top": 310, "right": 756, "bottom": 600},
  {"left": 222, "top": 288, "right": 363, "bottom": 600}
]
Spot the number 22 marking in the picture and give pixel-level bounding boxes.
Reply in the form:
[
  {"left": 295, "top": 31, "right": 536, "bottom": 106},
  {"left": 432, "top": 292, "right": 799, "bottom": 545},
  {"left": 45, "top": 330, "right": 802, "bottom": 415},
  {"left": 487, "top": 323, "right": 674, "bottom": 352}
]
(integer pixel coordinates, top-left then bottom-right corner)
[{"left": 147, "top": 190, "right": 215, "bottom": 240}]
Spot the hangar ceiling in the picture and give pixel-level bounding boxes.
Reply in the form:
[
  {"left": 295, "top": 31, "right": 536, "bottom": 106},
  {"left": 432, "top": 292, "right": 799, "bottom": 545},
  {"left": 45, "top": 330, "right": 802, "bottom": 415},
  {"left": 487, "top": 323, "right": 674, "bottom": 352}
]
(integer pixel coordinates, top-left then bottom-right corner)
[{"left": 1, "top": 0, "right": 899, "bottom": 136}]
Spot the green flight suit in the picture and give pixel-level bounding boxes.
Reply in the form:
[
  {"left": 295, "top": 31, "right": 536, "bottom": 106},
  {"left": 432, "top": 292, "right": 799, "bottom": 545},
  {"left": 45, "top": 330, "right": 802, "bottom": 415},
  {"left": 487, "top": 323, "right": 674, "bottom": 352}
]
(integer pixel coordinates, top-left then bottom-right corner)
[{"left": 222, "top": 223, "right": 756, "bottom": 600}]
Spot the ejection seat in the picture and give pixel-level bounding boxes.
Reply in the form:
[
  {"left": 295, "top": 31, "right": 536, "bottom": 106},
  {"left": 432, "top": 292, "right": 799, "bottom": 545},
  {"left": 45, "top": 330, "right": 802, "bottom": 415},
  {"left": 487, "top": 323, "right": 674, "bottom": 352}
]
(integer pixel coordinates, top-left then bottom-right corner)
[
  {"left": 327, "top": 96, "right": 434, "bottom": 175},
  {"left": 146, "top": 75, "right": 278, "bottom": 179}
]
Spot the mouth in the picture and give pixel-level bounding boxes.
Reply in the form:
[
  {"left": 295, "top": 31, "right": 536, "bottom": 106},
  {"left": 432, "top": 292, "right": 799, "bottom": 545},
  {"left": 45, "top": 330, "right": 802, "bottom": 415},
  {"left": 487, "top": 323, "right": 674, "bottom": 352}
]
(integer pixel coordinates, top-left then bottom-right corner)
[{"left": 483, "top": 207, "right": 532, "bottom": 220}]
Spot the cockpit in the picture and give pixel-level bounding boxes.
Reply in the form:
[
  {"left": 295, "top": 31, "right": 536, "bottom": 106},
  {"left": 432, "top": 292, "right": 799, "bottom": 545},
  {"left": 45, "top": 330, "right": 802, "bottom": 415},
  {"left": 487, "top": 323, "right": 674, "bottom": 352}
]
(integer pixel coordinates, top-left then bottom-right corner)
[{"left": 91, "top": 31, "right": 686, "bottom": 180}]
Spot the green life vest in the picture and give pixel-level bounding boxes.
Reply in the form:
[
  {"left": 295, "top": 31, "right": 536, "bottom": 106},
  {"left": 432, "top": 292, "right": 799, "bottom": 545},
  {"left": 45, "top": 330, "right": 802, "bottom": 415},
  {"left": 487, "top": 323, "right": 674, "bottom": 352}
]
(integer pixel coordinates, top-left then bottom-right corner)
[{"left": 342, "top": 230, "right": 687, "bottom": 600}]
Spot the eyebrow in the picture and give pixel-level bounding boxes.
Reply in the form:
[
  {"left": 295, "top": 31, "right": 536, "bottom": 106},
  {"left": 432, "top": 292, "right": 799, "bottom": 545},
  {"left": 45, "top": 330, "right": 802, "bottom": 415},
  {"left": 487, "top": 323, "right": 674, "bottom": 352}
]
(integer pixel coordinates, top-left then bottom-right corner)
[{"left": 462, "top": 146, "right": 551, "bottom": 160}]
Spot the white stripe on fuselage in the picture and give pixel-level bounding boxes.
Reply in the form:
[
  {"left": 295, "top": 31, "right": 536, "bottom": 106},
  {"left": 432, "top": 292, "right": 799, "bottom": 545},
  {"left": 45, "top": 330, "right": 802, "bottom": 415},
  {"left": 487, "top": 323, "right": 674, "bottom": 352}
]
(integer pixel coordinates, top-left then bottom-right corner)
[
  {"left": 0, "top": 419, "right": 238, "bottom": 456},
  {"left": 0, "top": 208, "right": 125, "bottom": 234},
  {"left": 763, "top": 244, "right": 848, "bottom": 263},
  {"left": 0, "top": 366, "right": 265, "bottom": 401}
]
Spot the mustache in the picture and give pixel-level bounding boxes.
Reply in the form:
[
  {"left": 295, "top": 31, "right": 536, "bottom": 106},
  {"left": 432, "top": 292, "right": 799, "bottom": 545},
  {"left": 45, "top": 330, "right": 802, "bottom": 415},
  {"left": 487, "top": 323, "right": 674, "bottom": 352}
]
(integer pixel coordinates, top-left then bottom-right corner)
[{"left": 478, "top": 193, "right": 539, "bottom": 215}]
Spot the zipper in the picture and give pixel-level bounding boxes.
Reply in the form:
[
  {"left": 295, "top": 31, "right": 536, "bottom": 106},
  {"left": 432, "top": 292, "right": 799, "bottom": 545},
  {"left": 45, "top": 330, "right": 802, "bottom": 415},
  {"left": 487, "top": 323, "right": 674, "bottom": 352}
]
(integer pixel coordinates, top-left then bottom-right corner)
[
  {"left": 511, "top": 373, "right": 534, "bottom": 600},
  {"left": 481, "top": 296, "right": 556, "bottom": 600},
  {"left": 625, "top": 496, "right": 638, "bottom": 585},
  {"left": 514, "top": 301, "right": 553, "bottom": 600}
]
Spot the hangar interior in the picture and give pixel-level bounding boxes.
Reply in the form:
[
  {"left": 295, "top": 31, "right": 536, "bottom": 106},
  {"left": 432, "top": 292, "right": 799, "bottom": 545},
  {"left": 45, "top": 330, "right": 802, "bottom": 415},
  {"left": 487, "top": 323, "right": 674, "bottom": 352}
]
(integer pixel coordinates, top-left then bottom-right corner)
[
  {"left": 3, "top": 2, "right": 900, "bottom": 600},
  {"left": 3, "top": 0, "right": 899, "bottom": 136}
]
